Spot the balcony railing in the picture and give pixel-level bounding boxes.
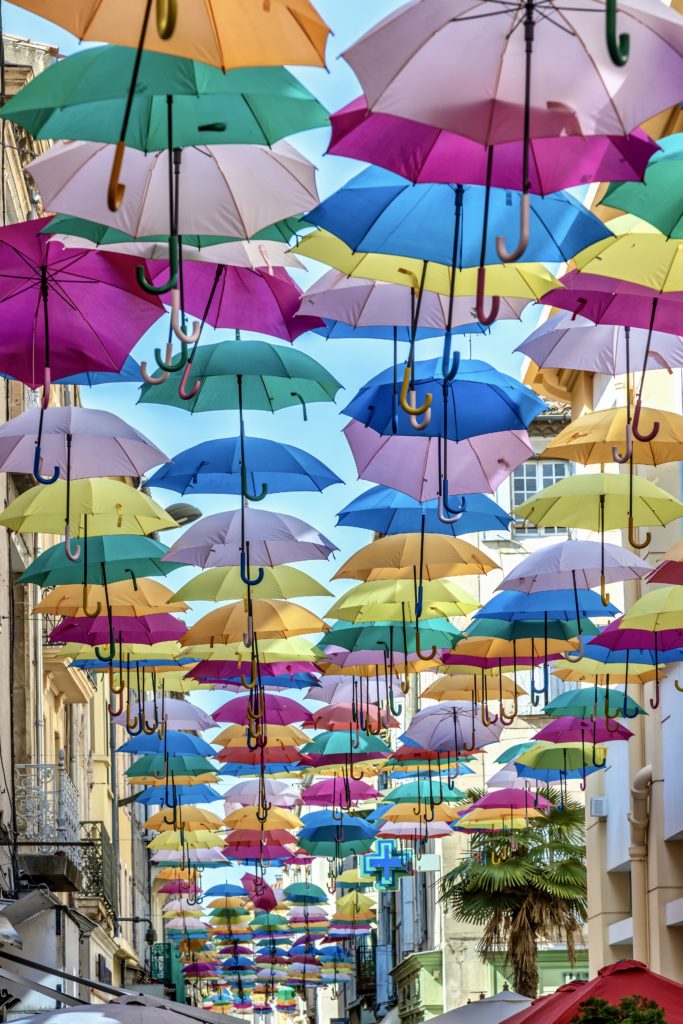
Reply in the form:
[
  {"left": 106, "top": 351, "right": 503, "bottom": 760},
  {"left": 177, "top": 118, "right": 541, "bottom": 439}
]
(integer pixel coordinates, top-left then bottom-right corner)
[
  {"left": 79, "top": 820, "right": 117, "bottom": 916},
  {"left": 14, "top": 753, "right": 81, "bottom": 866}
]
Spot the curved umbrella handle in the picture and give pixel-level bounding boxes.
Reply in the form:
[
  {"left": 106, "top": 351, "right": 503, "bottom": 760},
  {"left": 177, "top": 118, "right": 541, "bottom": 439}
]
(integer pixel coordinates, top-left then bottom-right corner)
[
  {"left": 107, "top": 687, "right": 125, "bottom": 717},
  {"left": 612, "top": 422, "right": 632, "bottom": 464},
  {"left": 401, "top": 668, "right": 410, "bottom": 695},
  {"left": 409, "top": 398, "right": 431, "bottom": 431},
  {"left": 95, "top": 626, "right": 116, "bottom": 664},
  {"left": 243, "top": 613, "right": 254, "bottom": 650},
  {"left": 438, "top": 492, "right": 462, "bottom": 525},
  {"left": 415, "top": 626, "right": 437, "bottom": 663},
  {"left": 41, "top": 366, "right": 51, "bottom": 410},
  {"left": 124, "top": 568, "right": 138, "bottom": 591},
  {"left": 496, "top": 192, "right": 530, "bottom": 263},
  {"left": 139, "top": 359, "right": 170, "bottom": 385},
  {"left": 155, "top": 337, "right": 188, "bottom": 374},
  {"left": 476, "top": 267, "right": 501, "bottom": 326},
  {"left": 108, "top": 140, "right": 126, "bottom": 212},
  {"left": 156, "top": 0, "right": 177, "bottom": 37},
  {"left": 178, "top": 360, "right": 202, "bottom": 400},
  {"left": 606, "top": 0, "right": 630, "bottom": 65},
  {"left": 564, "top": 634, "right": 585, "bottom": 663},
  {"left": 441, "top": 339, "right": 460, "bottom": 384},
  {"left": 628, "top": 516, "right": 651, "bottom": 550},
  {"left": 399, "top": 366, "right": 432, "bottom": 417},
  {"left": 64, "top": 523, "right": 81, "bottom": 562},
  {"left": 171, "top": 288, "right": 201, "bottom": 345},
  {"left": 442, "top": 486, "right": 466, "bottom": 518},
  {"left": 82, "top": 584, "right": 102, "bottom": 619},
  {"left": 290, "top": 392, "right": 308, "bottom": 421},
  {"left": 241, "top": 465, "right": 268, "bottom": 503},
  {"left": 631, "top": 399, "right": 659, "bottom": 442},
  {"left": 33, "top": 445, "right": 60, "bottom": 485},
  {"left": 136, "top": 237, "right": 179, "bottom": 295},
  {"left": 674, "top": 679, "right": 683, "bottom": 693},
  {"left": 600, "top": 574, "right": 611, "bottom": 608},
  {"left": 240, "top": 551, "right": 264, "bottom": 588}
]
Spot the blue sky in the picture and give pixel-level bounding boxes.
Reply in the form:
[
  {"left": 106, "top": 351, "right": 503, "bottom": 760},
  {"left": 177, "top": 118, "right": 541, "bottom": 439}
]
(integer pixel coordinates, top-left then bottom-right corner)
[{"left": 4, "top": 0, "right": 539, "bottom": 617}]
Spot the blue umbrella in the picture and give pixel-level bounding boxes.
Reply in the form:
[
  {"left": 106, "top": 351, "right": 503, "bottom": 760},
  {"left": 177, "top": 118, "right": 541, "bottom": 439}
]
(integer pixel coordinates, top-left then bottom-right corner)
[
  {"left": 475, "top": 590, "right": 621, "bottom": 621},
  {"left": 337, "top": 485, "right": 511, "bottom": 537},
  {"left": 308, "top": 168, "right": 611, "bottom": 268},
  {"left": 192, "top": 672, "right": 318, "bottom": 690},
  {"left": 345, "top": 357, "right": 546, "bottom": 440},
  {"left": 204, "top": 883, "right": 249, "bottom": 898},
  {"left": 218, "top": 762, "right": 303, "bottom": 777},
  {"left": 71, "top": 657, "right": 194, "bottom": 669},
  {"left": 117, "top": 730, "right": 216, "bottom": 756},
  {"left": 312, "top": 320, "right": 487, "bottom": 341},
  {"left": 0, "top": 355, "right": 142, "bottom": 387},
  {"left": 147, "top": 436, "right": 342, "bottom": 496},
  {"left": 133, "top": 784, "right": 223, "bottom": 805},
  {"left": 584, "top": 643, "right": 683, "bottom": 666}
]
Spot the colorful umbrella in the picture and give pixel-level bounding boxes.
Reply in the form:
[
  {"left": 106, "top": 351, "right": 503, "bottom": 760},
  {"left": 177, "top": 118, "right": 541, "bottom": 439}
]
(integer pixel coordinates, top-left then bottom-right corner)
[
  {"left": 603, "top": 135, "right": 683, "bottom": 237},
  {"left": 337, "top": 485, "right": 511, "bottom": 537},
  {"left": 171, "top": 566, "right": 331, "bottom": 603}
]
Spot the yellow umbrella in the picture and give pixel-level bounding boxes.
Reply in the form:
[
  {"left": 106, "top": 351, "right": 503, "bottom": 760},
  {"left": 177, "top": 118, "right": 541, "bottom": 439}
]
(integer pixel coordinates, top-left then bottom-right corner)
[
  {"left": 541, "top": 406, "right": 683, "bottom": 466},
  {"left": 617, "top": 584, "right": 683, "bottom": 632},
  {"left": 33, "top": 579, "right": 188, "bottom": 617},
  {"left": 326, "top": 578, "right": 478, "bottom": 623},
  {"left": 58, "top": 641, "right": 192, "bottom": 664},
  {"left": 452, "top": 636, "right": 576, "bottom": 660},
  {"left": 134, "top": 773, "right": 220, "bottom": 786},
  {"left": 145, "top": 807, "right": 224, "bottom": 832},
  {"left": 552, "top": 658, "right": 656, "bottom": 684},
  {"left": 148, "top": 829, "right": 224, "bottom": 851},
  {"left": 180, "top": 600, "right": 327, "bottom": 646},
  {"left": 333, "top": 533, "right": 498, "bottom": 582},
  {"left": 183, "top": 637, "right": 322, "bottom": 662},
  {"left": 207, "top": 898, "right": 248, "bottom": 910},
  {"left": 224, "top": 807, "right": 300, "bottom": 831},
  {"left": 573, "top": 215, "right": 683, "bottom": 292},
  {"left": 171, "top": 565, "right": 331, "bottom": 603},
  {"left": 455, "top": 808, "right": 546, "bottom": 831},
  {"left": 0, "top": 478, "right": 176, "bottom": 536},
  {"left": 12, "top": 0, "right": 330, "bottom": 69},
  {"left": 292, "top": 229, "right": 559, "bottom": 298},
  {"left": 301, "top": 761, "right": 382, "bottom": 778},
  {"left": 215, "top": 724, "right": 309, "bottom": 748},
  {"left": 421, "top": 674, "right": 523, "bottom": 701},
  {"left": 317, "top": 659, "right": 440, "bottom": 677},
  {"left": 380, "top": 803, "right": 454, "bottom": 823}
]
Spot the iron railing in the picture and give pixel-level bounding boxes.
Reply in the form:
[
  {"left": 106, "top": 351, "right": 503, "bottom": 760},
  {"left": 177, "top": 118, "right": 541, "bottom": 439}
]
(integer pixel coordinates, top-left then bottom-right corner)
[
  {"left": 14, "top": 753, "right": 81, "bottom": 867},
  {"left": 79, "top": 820, "right": 117, "bottom": 915}
]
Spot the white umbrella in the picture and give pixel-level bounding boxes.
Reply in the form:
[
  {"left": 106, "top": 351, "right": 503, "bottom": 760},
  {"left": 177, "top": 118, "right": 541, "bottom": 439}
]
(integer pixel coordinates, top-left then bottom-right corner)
[
  {"left": 426, "top": 990, "right": 533, "bottom": 1024},
  {"left": 49, "top": 235, "right": 305, "bottom": 269},
  {"left": 28, "top": 139, "right": 318, "bottom": 239},
  {"left": 112, "top": 697, "right": 215, "bottom": 731}
]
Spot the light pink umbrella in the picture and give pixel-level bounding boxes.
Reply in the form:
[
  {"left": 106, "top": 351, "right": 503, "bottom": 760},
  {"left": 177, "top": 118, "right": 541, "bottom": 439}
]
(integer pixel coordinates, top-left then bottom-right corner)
[
  {"left": 402, "top": 701, "right": 505, "bottom": 751},
  {"left": 52, "top": 234, "right": 304, "bottom": 269},
  {"left": 162, "top": 508, "right": 337, "bottom": 568},
  {"left": 29, "top": 140, "right": 319, "bottom": 239},
  {"left": 305, "top": 678, "right": 404, "bottom": 704},
  {"left": 112, "top": 697, "right": 214, "bottom": 732},
  {"left": 498, "top": 539, "right": 650, "bottom": 599},
  {"left": 378, "top": 820, "right": 453, "bottom": 839},
  {"left": 486, "top": 765, "right": 531, "bottom": 790},
  {"left": 297, "top": 268, "right": 527, "bottom": 329},
  {"left": 344, "top": 420, "right": 533, "bottom": 500},
  {"left": 320, "top": 646, "right": 444, "bottom": 669},
  {"left": 222, "top": 780, "right": 299, "bottom": 810}
]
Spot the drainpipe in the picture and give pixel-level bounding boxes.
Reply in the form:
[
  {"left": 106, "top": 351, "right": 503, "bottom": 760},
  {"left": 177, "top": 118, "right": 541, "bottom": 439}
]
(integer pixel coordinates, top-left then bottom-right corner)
[{"left": 628, "top": 765, "right": 653, "bottom": 965}]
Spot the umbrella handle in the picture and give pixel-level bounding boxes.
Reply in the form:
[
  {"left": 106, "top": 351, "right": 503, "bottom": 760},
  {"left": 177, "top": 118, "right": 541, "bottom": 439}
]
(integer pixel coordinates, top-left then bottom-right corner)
[
  {"left": 415, "top": 627, "right": 437, "bottom": 663},
  {"left": 606, "top": 0, "right": 630, "bottom": 65},
  {"left": 95, "top": 628, "right": 116, "bottom": 664},
  {"left": 125, "top": 568, "right": 138, "bottom": 590},
  {"left": 600, "top": 575, "right": 611, "bottom": 608},
  {"left": 156, "top": 0, "right": 177, "bottom": 37},
  {"left": 63, "top": 524, "right": 81, "bottom": 562},
  {"left": 399, "top": 366, "right": 432, "bottom": 418},
  {"left": 136, "top": 237, "right": 179, "bottom": 295},
  {"left": 631, "top": 399, "right": 659, "bottom": 442},
  {"left": 475, "top": 267, "right": 501, "bottom": 326},
  {"left": 401, "top": 667, "right": 410, "bottom": 695},
  {"left": 41, "top": 366, "right": 51, "bottom": 410},
  {"left": 442, "top": 486, "right": 466, "bottom": 518},
  {"left": 674, "top": 678, "right": 683, "bottom": 692},
  {"left": 109, "top": 665, "right": 125, "bottom": 696},
  {"left": 156, "top": 337, "right": 188, "bottom": 375},
  {"left": 409, "top": 399, "right": 431, "bottom": 431},
  {"left": 178, "top": 360, "right": 202, "bottom": 400},
  {"left": 108, "top": 140, "right": 126, "bottom": 212},
  {"left": 107, "top": 686, "right": 125, "bottom": 717},
  {"left": 171, "top": 288, "right": 201, "bottom": 345},
  {"left": 241, "top": 465, "right": 268, "bottom": 502},
  {"left": 82, "top": 584, "right": 102, "bottom": 619},
  {"left": 240, "top": 551, "right": 264, "bottom": 587},
  {"left": 628, "top": 516, "right": 651, "bottom": 550},
  {"left": 441, "top": 337, "right": 460, "bottom": 384},
  {"left": 33, "top": 445, "right": 60, "bottom": 485},
  {"left": 437, "top": 492, "right": 461, "bottom": 525},
  {"left": 290, "top": 392, "right": 308, "bottom": 421},
  {"left": 496, "top": 192, "right": 530, "bottom": 263},
  {"left": 140, "top": 359, "right": 170, "bottom": 385},
  {"left": 564, "top": 634, "right": 585, "bottom": 663},
  {"left": 243, "top": 614, "right": 254, "bottom": 650},
  {"left": 612, "top": 422, "right": 632, "bottom": 464}
]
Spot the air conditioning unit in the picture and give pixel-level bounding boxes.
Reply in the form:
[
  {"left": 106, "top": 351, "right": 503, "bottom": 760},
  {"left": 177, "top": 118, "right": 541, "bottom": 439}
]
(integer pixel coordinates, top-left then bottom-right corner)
[{"left": 590, "top": 796, "right": 608, "bottom": 820}]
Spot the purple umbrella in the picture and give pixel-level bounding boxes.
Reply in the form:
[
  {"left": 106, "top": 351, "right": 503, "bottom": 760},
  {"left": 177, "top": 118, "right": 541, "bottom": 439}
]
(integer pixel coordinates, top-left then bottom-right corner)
[
  {"left": 187, "top": 660, "right": 319, "bottom": 682},
  {"left": 328, "top": 98, "right": 657, "bottom": 195},
  {"left": 401, "top": 701, "right": 504, "bottom": 752},
  {"left": 344, "top": 419, "right": 533, "bottom": 501},
  {"left": 590, "top": 617, "right": 683, "bottom": 652},
  {"left": 149, "top": 262, "right": 323, "bottom": 342},
  {"left": 49, "top": 613, "right": 185, "bottom": 646},
  {"left": 0, "top": 218, "right": 162, "bottom": 394},
  {"left": 536, "top": 716, "right": 633, "bottom": 743},
  {"left": 161, "top": 508, "right": 337, "bottom": 569}
]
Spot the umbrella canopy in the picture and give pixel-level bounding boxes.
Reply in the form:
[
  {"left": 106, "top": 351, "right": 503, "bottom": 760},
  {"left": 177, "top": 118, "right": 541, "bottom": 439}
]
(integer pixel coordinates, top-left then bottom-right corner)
[
  {"left": 401, "top": 702, "right": 504, "bottom": 751},
  {"left": 326, "top": 578, "right": 478, "bottom": 623},
  {"left": 617, "top": 585, "right": 683, "bottom": 631},
  {"left": 33, "top": 578, "right": 187, "bottom": 618},
  {"left": 148, "top": 437, "right": 341, "bottom": 496},
  {"left": 535, "top": 717, "right": 633, "bottom": 743},
  {"left": 29, "top": 140, "right": 319, "bottom": 240},
  {"left": 334, "top": 534, "right": 497, "bottom": 581},
  {"left": 0, "top": 50, "right": 328, "bottom": 149},
  {"left": 171, "top": 566, "right": 331, "bottom": 603},
  {"left": 337, "top": 486, "right": 511, "bottom": 537},
  {"left": 498, "top": 540, "right": 650, "bottom": 593},
  {"left": 603, "top": 136, "right": 683, "bottom": 238},
  {"left": 212, "top": 695, "right": 311, "bottom": 727},
  {"left": 544, "top": 688, "right": 645, "bottom": 719},
  {"left": 181, "top": 600, "right": 326, "bottom": 645},
  {"left": 474, "top": 589, "right": 619, "bottom": 621},
  {"left": 300, "top": 778, "right": 380, "bottom": 807},
  {"left": 20, "top": 535, "right": 183, "bottom": 586},
  {"left": 647, "top": 537, "right": 683, "bottom": 586},
  {"left": 114, "top": 698, "right": 214, "bottom": 732},
  {"left": 542, "top": 406, "right": 683, "bottom": 465},
  {"left": 50, "top": 613, "right": 184, "bottom": 646},
  {"left": 0, "top": 217, "right": 162, "bottom": 389}
]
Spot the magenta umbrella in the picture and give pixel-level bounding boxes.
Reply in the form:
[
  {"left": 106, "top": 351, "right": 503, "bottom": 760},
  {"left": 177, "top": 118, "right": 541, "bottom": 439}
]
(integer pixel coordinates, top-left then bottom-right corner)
[
  {"left": 300, "top": 778, "right": 380, "bottom": 807},
  {"left": 344, "top": 419, "right": 533, "bottom": 501},
  {"left": 540, "top": 271, "right": 683, "bottom": 334},
  {"left": 470, "top": 788, "right": 554, "bottom": 811},
  {"left": 328, "top": 98, "right": 658, "bottom": 195},
  {"left": 242, "top": 873, "right": 278, "bottom": 912},
  {"left": 536, "top": 716, "right": 633, "bottom": 743},
  {"left": 187, "top": 660, "right": 319, "bottom": 683},
  {"left": 50, "top": 613, "right": 185, "bottom": 646},
  {"left": 212, "top": 694, "right": 312, "bottom": 726},
  {"left": 590, "top": 617, "right": 683, "bottom": 652},
  {"left": 149, "top": 262, "right": 323, "bottom": 342},
  {"left": 0, "top": 218, "right": 162, "bottom": 394}
]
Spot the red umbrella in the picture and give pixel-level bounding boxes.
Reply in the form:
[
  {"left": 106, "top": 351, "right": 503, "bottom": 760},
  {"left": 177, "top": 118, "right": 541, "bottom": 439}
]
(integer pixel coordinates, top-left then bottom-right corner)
[
  {"left": 503, "top": 961, "right": 683, "bottom": 1024},
  {"left": 242, "top": 872, "right": 278, "bottom": 913}
]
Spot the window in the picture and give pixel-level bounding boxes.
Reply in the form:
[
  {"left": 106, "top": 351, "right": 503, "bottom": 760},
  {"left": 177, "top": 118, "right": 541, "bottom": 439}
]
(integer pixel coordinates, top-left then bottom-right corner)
[{"left": 512, "top": 461, "right": 571, "bottom": 535}]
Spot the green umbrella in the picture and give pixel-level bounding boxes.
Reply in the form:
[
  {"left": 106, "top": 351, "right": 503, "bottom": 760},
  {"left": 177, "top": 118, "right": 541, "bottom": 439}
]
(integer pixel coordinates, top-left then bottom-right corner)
[
  {"left": 283, "top": 883, "right": 327, "bottom": 905},
  {"left": 322, "top": 618, "right": 461, "bottom": 653},
  {"left": 544, "top": 687, "right": 645, "bottom": 719},
  {"left": 250, "top": 914, "right": 289, "bottom": 929},
  {"left": 19, "top": 534, "right": 182, "bottom": 587},
  {"left": 494, "top": 741, "right": 537, "bottom": 764},
  {"left": 300, "top": 733, "right": 391, "bottom": 758},
  {"left": 126, "top": 754, "right": 215, "bottom": 778},
  {"left": 0, "top": 47, "right": 329, "bottom": 150},
  {"left": 603, "top": 136, "right": 683, "bottom": 238},
  {"left": 41, "top": 213, "right": 309, "bottom": 248}
]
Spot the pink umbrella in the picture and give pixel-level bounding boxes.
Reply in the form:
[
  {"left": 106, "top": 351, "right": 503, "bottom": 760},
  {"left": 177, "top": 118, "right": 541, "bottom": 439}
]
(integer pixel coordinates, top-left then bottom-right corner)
[
  {"left": 289, "top": 910, "right": 328, "bottom": 923},
  {"left": 540, "top": 271, "right": 683, "bottom": 334},
  {"left": 149, "top": 262, "right": 322, "bottom": 342},
  {"left": 536, "top": 716, "right": 633, "bottom": 743},
  {"left": 187, "top": 661, "right": 319, "bottom": 683},
  {"left": 498, "top": 539, "right": 650, "bottom": 597},
  {"left": 300, "top": 777, "right": 381, "bottom": 807},
  {"left": 226, "top": 844, "right": 295, "bottom": 861},
  {"left": 242, "top": 873, "right": 278, "bottom": 912},
  {"left": 162, "top": 508, "right": 337, "bottom": 568},
  {"left": 378, "top": 820, "right": 453, "bottom": 839},
  {"left": 311, "top": 704, "right": 399, "bottom": 732},
  {"left": 328, "top": 98, "right": 657, "bottom": 194},
  {"left": 470, "top": 788, "right": 554, "bottom": 811},
  {"left": 223, "top": 780, "right": 299, "bottom": 809},
  {"left": 0, "top": 218, "right": 162, "bottom": 393},
  {"left": 50, "top": 613, "right": 184, "bottom": 646},
  {"left": 589, "top": 616, "right": 683, "bottom": 652},
  {"left": 212, "top": 694, "right": 312, "bottom": 727},
  {"left": 305, "top": 677, "right": 404, "bottom": 704},
  {"left": 159, "top": 880, "right": 200, "bottom": 895},
  {"left": 344, "top": 419, "right": 533, "bottom": 500}
]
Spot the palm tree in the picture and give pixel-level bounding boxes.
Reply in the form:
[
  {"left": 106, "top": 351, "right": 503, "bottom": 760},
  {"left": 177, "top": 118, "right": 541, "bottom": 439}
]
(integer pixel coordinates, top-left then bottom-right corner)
[{"left": 439, "top": 792, "right": 587, "bottom": 998}]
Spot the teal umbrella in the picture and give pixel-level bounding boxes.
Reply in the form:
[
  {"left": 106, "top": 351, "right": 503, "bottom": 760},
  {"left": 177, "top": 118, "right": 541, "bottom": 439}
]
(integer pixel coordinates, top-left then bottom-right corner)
[
  {"left": 283, "top": 883, "right": 327, "bottom": 905},
  {"left": 603, "top": 136, "right": 683, "bottom": 238},
  {"left": 19, "top": 534, "right": 182, "bottom": 586},
  {"left": 466, "top": 617, "right": 599, "bottom": 641},
  {"left": 544, "top": 687, "right": 645, "bottom": 719},
  {"left": 380, "top": 779, "right": 466, "bottom": 804},
  {"left": 0, "top": 47, "right": 329, "bottom": 150},
  {"left": 322, "top": 618, "right": 461, "bottom": 653}
]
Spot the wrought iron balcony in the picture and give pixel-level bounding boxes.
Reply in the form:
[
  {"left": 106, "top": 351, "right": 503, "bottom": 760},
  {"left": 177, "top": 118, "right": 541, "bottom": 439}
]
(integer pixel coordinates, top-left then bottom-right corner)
[
  {"left": 79, "top": 821, "right": 117, "bottom": 919},
  {"left": 14, "top": 753, "right": 82, "bottom": 891},
  {"left": 355, "top": 939, "right": 376, "bottom": 997}
]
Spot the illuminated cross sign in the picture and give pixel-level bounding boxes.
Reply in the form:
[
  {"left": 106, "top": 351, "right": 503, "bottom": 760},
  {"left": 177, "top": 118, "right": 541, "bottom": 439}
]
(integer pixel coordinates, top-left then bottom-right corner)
[{"left": 360, "top": 839, "right": 413, "bottom": 890}]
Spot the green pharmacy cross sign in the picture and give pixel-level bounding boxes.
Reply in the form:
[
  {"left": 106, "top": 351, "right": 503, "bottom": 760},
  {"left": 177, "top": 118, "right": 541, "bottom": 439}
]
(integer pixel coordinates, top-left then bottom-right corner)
[{"left": 360, "top": 839, "right": 413, "bottom": 890}]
